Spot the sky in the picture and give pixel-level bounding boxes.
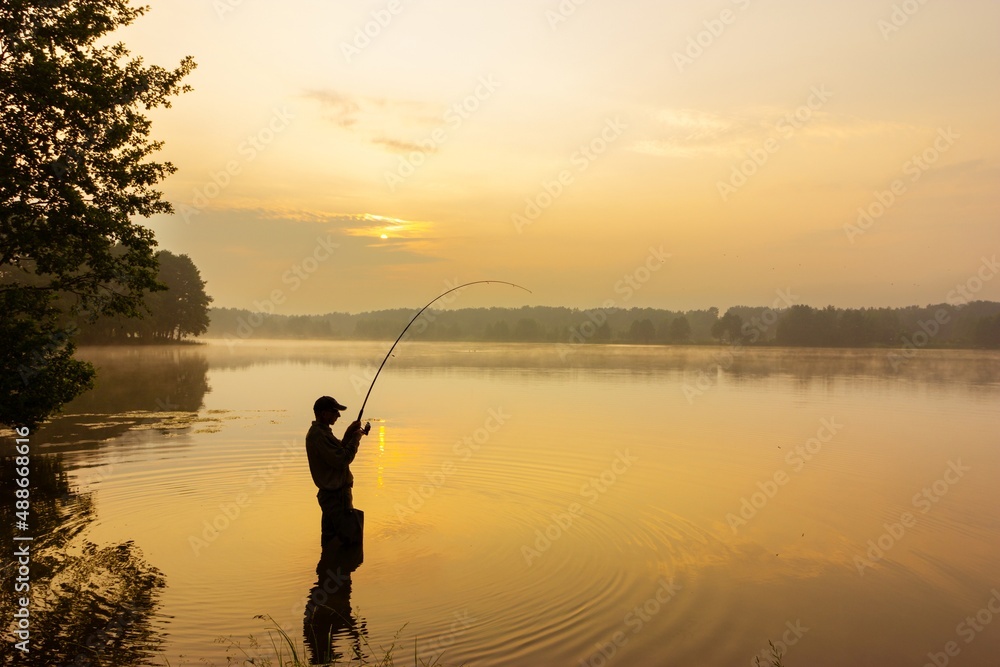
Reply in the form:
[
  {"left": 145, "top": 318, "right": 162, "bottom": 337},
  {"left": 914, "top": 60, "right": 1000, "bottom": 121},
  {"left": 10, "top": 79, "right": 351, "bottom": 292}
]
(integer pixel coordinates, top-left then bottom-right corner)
[{"left": 122, "top": 0, "right": 1000, "bottom": 314}]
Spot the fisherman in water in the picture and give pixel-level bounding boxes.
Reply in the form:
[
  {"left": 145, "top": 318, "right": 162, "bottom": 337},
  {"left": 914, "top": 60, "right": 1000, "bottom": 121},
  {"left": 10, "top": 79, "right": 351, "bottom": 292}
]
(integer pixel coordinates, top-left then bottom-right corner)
[{"left": 306, "top": 396, "right": 369, "bottom": 548}]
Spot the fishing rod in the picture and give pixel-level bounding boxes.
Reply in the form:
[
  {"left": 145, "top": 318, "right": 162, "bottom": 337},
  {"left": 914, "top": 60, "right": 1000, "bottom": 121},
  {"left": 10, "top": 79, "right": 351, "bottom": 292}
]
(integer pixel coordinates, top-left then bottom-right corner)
[{"left": 357, "top": 280, "right": 532, "bottom": 426}]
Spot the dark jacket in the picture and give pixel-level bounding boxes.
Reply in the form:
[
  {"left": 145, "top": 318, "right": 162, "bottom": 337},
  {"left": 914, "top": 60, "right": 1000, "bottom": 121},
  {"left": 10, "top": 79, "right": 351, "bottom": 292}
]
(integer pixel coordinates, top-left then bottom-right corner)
[{"left": 305, "top": 421, "right": 361, "bottom": 491}]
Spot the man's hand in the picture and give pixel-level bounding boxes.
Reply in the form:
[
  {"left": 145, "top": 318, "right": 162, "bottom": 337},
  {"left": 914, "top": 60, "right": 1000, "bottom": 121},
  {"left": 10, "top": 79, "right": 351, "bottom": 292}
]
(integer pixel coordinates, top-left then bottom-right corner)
[{"left": 345, "top": 420, "right": 365, "bottom": 438}]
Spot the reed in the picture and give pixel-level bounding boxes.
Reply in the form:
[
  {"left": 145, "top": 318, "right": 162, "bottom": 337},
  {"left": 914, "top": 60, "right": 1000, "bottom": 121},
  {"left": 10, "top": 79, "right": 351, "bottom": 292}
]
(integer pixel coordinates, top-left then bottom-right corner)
[
  {"left": 754, "top": 640, "right": 787, "bottom": 667},
  {"left": 193, "top": 614, "right": 459, "bottom": 667}
]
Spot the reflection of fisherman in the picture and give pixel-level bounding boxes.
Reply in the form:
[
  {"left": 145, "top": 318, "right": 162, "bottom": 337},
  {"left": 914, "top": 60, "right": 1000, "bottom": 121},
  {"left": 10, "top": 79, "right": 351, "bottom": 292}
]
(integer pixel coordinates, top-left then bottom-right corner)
[
  {"left": 303, "top": 542, "right": 365, "bottom": 664},
  {"left": 306, "top": 396, "right": 368, "bottom": 547}
]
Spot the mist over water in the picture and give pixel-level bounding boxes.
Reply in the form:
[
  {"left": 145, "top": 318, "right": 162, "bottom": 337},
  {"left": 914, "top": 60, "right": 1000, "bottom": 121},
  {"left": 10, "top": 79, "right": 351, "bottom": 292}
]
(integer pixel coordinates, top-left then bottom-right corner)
[{"left": 26, "top": 340, "right": 1000, "bottom": 666}]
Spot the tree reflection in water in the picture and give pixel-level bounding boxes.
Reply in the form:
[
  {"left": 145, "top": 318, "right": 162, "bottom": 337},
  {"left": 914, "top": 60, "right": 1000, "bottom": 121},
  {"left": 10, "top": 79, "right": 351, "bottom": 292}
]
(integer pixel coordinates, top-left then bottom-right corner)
[{"left": 0, "top": 454, "right": 165, "bottom": 666}]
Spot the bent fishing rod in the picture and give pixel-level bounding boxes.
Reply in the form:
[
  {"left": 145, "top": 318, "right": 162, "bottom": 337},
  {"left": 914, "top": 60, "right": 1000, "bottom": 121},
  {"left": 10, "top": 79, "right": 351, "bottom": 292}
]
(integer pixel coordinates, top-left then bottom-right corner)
[{"left": 357, "top": 280, "right": 532, "bottom": 426}]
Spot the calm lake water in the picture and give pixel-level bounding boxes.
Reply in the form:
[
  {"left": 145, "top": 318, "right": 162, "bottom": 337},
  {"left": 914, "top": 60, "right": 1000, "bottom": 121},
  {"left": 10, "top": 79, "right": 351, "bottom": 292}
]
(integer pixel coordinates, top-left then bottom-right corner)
[{"left": 26, "top": 341, "right": 1000, "bottom": 665}]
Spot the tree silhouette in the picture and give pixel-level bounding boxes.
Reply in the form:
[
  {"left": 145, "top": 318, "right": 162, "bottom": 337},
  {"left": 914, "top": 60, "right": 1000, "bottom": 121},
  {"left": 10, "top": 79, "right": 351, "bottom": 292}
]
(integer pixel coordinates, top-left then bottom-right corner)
[
  {"left": 78, "top": 251, "right": 212, "bottom": 342},
  {"left": 628, "top": 318, "right": 656, "bottom": 344},
  {"left": 0, "top": 1, "right": 194, "bottom": 426},
  {"left": 668, "top": 316, "right": 692, "bottom": 343},
  {"left": 711, "top": 311, "right": 745, "bottom": 343},
  {"left": 148, "top": 252, "right": 212, "bottom": 340},
  {"left": 975, "top": 313, "right": 1000, "bottom": 348},
  {"left": 514, "top": 317, "right": 541, "bottom": 341}
]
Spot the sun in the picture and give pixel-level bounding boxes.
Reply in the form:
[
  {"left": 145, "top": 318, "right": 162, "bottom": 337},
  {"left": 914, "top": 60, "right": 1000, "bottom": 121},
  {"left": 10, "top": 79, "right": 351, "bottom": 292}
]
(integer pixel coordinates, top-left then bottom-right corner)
[{"left": 380, "top": 234, "right": 388, "bottom": 239}]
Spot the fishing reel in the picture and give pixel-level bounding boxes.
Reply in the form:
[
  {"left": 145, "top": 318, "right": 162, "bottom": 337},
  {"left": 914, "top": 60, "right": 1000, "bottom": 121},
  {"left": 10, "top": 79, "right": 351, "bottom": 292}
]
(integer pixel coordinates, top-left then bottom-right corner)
[{"left": 363, "top": 421, "right": 371, "bottom": 436}]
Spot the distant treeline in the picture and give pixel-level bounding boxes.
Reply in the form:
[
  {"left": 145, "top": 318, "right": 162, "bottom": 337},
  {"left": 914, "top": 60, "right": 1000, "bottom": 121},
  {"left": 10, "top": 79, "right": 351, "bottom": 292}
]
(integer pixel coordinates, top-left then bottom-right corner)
[{"left": 206, "top": 301, "right": 1000, "bottom": 349}]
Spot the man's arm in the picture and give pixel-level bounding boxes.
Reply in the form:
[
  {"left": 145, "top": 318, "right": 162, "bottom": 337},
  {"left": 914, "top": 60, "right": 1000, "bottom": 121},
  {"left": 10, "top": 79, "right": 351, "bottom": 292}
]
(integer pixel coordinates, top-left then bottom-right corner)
[
  {"left": 307, "top": 426, "right": 359, "bottom": 468},
  {"left": 343, "top": 420, "right": 366, "bottom": 448}
]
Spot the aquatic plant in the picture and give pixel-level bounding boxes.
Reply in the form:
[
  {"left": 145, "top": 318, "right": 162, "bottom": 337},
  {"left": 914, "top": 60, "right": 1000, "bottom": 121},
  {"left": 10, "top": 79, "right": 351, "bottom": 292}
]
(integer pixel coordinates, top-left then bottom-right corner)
[
  {"left": 754, "top": 640, "right": 787, "bottom": 667},
  {"left": 209, "top": 614, "right": 459, "bottom": 667}
]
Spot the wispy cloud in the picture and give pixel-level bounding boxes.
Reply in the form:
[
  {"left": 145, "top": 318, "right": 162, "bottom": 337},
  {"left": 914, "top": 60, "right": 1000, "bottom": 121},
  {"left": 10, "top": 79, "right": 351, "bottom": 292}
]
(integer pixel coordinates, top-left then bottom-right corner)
[
  {"left": 207, "top": 205, "right": 436, "bottom": 240},
  {"left": 631, "top": 106, "right": 917, "bottom": 158},
  {"left": 303, "top": 90, "right": 362, "bottom": 128},
  {"left": 303, "top": 89, "right": 442, "bottom": 152},
  {"left": 371, "top": 137, "right": 438, "bottom": 154},
  {"left": 342, "top": 213, "right": 434, "bottom": 239}
]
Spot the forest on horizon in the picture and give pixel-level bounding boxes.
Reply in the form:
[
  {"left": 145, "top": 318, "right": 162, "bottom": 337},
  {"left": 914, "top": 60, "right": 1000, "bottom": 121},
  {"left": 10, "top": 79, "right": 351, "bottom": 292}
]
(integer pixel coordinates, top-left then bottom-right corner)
[{"left": 204, "top": 301, "right": 1000, "bottom": 349}]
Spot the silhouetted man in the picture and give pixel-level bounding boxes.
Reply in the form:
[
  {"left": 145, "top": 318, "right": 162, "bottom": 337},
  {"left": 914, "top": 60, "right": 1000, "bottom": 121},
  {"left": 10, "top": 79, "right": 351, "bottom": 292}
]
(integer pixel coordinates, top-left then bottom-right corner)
[{"left": 306, "top": 396, "right": 368, "bottom": 547}]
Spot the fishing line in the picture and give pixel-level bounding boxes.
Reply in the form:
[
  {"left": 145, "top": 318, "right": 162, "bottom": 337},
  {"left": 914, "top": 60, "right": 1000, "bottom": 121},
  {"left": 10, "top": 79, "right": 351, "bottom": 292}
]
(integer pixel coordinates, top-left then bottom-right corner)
[{"left": 357, "top": 280, "right": 532, "bottom": 424}]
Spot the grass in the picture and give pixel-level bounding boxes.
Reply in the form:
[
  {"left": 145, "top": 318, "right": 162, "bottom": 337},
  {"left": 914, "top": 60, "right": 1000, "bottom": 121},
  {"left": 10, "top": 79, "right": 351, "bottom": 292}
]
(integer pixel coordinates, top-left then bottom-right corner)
[
  {"left": 754, "top": 640, "right": 787, "bottom": 667},
  {"left": 166, "top": 613, "right": 791, "bottom": 667},
  {"left": 190, "top": 614, "right": 459, "bottom": 667}
]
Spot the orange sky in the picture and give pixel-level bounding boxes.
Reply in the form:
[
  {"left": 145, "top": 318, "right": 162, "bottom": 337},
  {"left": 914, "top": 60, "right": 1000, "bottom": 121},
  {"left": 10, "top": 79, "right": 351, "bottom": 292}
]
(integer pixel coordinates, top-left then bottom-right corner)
[{"left": 121, "top": 0, "right": 999, "bottom": 314}]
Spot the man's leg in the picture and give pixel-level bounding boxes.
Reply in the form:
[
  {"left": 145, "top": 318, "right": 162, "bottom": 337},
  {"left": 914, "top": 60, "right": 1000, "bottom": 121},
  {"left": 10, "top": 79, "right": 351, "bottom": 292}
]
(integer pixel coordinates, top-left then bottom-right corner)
[
  {"left": 318, "top": 489, "right": 345, "bottom": 547},
  {"left": 338, "top": 487, "right": 362, "bottom": 547}
]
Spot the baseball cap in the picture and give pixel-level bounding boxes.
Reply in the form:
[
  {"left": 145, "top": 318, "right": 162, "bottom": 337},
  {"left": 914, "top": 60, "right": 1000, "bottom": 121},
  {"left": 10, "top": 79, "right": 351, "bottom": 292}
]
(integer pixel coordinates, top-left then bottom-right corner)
[{"left": 313, "top": 396, "right": 347, "bottom": 413}]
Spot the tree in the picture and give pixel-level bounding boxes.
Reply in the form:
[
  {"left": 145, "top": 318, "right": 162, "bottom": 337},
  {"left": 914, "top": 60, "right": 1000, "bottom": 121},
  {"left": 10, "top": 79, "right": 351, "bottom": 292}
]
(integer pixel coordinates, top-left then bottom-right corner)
[
  {"left": 486, "top": 320, "right": 510, "bottom": 341},
  {"left": 975, "top": 313, "right": 1000, "bottom": 348},
  {"left": 78, "top": 251, "right": 212, "bottom": 342},
  {"left": 668, "top": 316, "right": 692, "bottom": 343},
  {"left": 514, "top": 317, "right": 541, "bottom": 341},
  {"left": 628, "top": 318, "right": 656, "bottom": 344},
  {"left": 1, "top": 1, "right": 195, "bottom": 426},
  {"left": 144, "top": 252, "right": 211, "bottom": 340},
  {"left": 711, "top": 311, "right": 744, "bottom": 344},
  {"left": 594, "top": 321, "right": 611, "bottom": 343},
  {"left": 775, "top": 305, "right": 815, "bottom": 345}
]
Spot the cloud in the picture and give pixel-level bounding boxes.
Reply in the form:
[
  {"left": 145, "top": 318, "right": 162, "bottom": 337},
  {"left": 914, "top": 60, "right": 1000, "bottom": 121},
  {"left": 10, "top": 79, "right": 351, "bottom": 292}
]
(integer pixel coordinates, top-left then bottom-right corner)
[
  {"left": 303, "top": 89, "right": 442, "bottom": 152},
  {"left": 371, "top": 137, "right": 438, "bottom": 154},
  {"left": 194, "top": 206, "right": 441, "bottom": 260},
  {"left": 341, "top": 213, "right": 434, "bottom": 240},
  {"left": 304, "top": 90, "right": 362, "bottom": 128},
  {"left": 631, "top": 106, "right": 918, "bottom": 158}
]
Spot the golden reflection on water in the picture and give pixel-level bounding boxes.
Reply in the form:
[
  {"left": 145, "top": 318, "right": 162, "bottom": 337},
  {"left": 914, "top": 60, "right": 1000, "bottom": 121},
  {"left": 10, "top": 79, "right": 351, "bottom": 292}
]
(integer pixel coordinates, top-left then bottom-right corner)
[
  {"left": 20, "top": 341, "right": 1000, "bottom": 667},
  {"left": 377, "top": 424, "right": 385, "bottom": 488}
]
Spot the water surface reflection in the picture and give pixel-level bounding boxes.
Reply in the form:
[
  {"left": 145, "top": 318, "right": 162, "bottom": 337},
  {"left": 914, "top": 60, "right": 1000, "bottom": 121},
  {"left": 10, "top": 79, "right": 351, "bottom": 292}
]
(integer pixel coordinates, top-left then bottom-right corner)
[
  {"left": 303, "top": 543, "right": 366, "bottom": 664},
  {"left": 0, "top": 455, "right": 164, "bottom": 666},
  {"left": 9, "top": 341, "right": 998, "bottom": 666}
]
